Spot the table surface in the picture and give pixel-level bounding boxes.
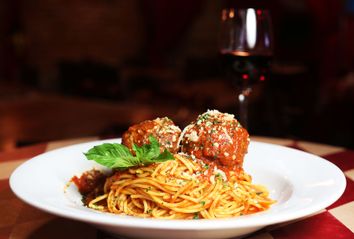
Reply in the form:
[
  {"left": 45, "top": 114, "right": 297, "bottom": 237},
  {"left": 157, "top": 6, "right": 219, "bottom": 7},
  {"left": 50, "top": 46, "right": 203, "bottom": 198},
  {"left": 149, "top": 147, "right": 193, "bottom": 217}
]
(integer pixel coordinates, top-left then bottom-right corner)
[{"left": 0, "top": 136, "right": 353, "bottom": 239}]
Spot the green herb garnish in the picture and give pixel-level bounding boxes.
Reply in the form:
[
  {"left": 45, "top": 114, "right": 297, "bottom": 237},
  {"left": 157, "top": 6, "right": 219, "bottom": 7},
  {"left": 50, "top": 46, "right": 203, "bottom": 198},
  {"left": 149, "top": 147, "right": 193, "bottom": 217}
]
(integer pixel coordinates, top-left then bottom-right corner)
[{"left": 84, "top": 135, "right": 174, "bottom": 170}]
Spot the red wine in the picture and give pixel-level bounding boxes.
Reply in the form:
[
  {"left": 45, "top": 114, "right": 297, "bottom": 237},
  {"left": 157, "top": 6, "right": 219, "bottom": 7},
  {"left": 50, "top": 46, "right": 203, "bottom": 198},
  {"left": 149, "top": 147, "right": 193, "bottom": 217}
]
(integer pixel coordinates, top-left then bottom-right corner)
[{"left": 220, "top": 50, "right": 271, "bottom": 88}]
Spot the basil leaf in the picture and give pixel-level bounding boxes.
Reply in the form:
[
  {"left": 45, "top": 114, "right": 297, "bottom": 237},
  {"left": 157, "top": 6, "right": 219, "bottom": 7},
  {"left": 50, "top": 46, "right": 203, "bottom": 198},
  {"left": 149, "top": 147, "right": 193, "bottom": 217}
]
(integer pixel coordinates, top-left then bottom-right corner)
[
  {"left": 111, "top": 155, "right": 140, "bottom": 170},
  {"left": 84, "top": 143, "right": 134, "bottom": 168},
  {"left": 154, "top": 149, "right": 175, "bottom": 162},
  {"left": 84, "top": 136, "right": 175, "bottom": 170},
  {"left": 140, "top": 135, "right": 160, "bottom": 161},
  {"left": 132, "top": 143, "right": 144, "bottom": 159}
]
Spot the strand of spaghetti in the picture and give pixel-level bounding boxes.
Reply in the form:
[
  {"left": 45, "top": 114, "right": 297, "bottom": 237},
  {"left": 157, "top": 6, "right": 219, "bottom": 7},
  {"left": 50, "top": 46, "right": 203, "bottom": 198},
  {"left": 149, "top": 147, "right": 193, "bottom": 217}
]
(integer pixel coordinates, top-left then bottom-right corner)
[
  {"left": 208, "top": 187, "right": 222, "bottom": 218},
  {"left": 171, "top": 180, "right": 195, "bottom": 202},
  {"left": 105, "top": 177, "right": 126, "bottom": 191},
  {"left": 119, "top": 188, "right": 138, "bottom": 195},
  {"left": 131, "top": 197, "right": 144, "bottom": 209},
  {"left": 108, "top": 193, "right": 124, "bottom": 213},
  {"left": 125, "top": 198, "right": 151, "bottom": 215},
  {"left": 132, "top": 176, "right": 184, "bottom": 190},
  {"left": 145, "top": 191, "right": 196, "bottom": 208},
  {"left": 200, "top": 179, "right": 223, "bottom": 201},
  {"left": 218, "top": 199, "right": 240, "bottom": 211},
  {"left": 200, "top": 209, "right": 212, "bottom": 219},
  {"left": 136, "top": 172, "right": 152, "bottom": 178},
  {"left": 151, "top": 208, "right": 166, "bottom": 218},
  {"left": 142, "top": 199, "right": 150, "bottom": 213},
  {"left": 159, "top": 160, "right": 178, "bottom": 176},
  {"left": 151, "top": 162, "right": 167, "bottom": 178},
  {"left": 142, "top": 189, "right": 170, "bottom": 199},
  {"left": 196, "top": 181, "right": 218, "bottom": 201},
  {"left": 109, "top": 178, "right": 134, "bottom": 191},
  {"left": 177, "top": 194, "right": 202, "bottom": 204},
  {"left": 175, "top": 154, "right": 198, "bottom": 173},
  {"left": 133, "top": 181, "right": 181, "bottom": 197},
  {"left": 114, "top": 178, "right": 175, "bottom": 196},
  {"left": 88, "top": 194, "right": 108, "bottom": 210},
  {"left": 145, "top": 192, "right": 205, "bottom": 213},
  {"left": 189, "top": 181, "right": 209, "bottom": 201},
  {"left": 215, "top": 205, "right": 244, "bottom": 215},
  {"left": 148, "top": 184, "right": 217, "bottom": 210},
  {"left": 116, "top": 194, "right": 127, "bottom": 212},
  {"left": 169, "top": 159, "right": 179, "bottom": 175},
  {"left": 130, "top": 193, "right": 151, "bottom": 201},
  {"left": 123, "top": 200, "right": 136, "bottom": 215},
  {"left": 230, "top": 190, "right": 243, "bottom": 202}
]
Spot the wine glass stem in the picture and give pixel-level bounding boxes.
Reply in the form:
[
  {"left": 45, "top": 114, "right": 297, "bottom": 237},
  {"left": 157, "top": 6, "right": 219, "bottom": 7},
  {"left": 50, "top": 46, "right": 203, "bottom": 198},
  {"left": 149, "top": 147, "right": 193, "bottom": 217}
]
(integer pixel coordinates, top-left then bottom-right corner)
[{"left": 238, "top": 87, "right": 252, "bottom": 129}]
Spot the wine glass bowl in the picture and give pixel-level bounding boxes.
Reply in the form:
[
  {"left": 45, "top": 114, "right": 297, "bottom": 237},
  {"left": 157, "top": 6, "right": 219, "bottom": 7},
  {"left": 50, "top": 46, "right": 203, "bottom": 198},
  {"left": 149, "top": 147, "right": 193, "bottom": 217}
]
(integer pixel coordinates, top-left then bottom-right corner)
[
  {"left": 219, "top": 8, "right": 273, "bottom": 129},
  {"left": 220, "top": 8, "right": 273, "bottom": 56}
]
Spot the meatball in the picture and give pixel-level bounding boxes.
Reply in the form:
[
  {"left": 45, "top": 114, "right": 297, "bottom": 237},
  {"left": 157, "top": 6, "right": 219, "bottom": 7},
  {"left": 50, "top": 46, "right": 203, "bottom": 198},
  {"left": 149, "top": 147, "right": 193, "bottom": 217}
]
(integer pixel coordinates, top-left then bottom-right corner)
[
  {"left": 122, "top": 117, "right": 181, "bottom": 154},
  {"left": 180, "top": 110, "right": 249, "bottom": 169}
]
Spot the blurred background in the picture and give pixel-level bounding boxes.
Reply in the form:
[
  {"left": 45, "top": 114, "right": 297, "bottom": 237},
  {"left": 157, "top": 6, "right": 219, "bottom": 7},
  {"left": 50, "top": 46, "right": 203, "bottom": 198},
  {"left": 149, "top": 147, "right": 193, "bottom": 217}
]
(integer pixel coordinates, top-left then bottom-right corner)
[{"left": 0, "top": 0, "right": 354, "bottom": 151}]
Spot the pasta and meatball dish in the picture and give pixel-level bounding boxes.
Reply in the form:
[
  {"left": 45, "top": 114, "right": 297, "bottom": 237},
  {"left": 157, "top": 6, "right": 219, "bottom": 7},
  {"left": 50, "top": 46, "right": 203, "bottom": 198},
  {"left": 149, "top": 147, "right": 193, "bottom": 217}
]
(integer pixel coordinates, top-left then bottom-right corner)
[{"left": 72, "top": 110, "right": 274, "bottom": 219}]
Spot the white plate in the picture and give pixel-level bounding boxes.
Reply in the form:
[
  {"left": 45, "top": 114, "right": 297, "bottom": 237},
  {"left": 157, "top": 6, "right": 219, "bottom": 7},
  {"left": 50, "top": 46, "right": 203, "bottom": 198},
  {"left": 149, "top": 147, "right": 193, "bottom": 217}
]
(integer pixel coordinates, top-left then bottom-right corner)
[{"left": 10, "top": 140, "right": 346, "bottom": 239}]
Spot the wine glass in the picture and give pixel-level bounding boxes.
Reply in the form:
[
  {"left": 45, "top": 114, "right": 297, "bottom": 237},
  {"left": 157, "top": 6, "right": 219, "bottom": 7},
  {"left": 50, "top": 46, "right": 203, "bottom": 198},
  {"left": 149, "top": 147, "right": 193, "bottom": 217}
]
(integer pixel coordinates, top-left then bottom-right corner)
[{"left": 219, "top": 8, "right": 273, "bottom": 129}]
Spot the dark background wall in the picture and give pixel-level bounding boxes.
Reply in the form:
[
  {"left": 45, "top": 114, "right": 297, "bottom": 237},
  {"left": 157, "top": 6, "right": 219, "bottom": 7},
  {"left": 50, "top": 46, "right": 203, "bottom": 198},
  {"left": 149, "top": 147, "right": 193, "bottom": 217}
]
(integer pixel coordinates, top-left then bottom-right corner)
[{"left": 0, "top": 0, "right": 353, "bottom": 149}]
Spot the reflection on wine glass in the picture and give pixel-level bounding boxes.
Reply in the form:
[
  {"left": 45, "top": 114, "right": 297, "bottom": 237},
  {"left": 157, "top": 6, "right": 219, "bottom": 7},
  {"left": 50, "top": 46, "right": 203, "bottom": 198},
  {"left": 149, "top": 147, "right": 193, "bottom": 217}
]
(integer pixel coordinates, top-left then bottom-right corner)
[{"left": 219, "top": 8, "right": 273, "bottom": 129}]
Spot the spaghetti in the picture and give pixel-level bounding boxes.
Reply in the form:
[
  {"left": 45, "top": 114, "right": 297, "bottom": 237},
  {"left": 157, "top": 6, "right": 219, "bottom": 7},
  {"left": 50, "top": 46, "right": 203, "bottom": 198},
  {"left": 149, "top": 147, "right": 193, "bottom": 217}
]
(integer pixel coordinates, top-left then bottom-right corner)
[
  {"left": 86, "top": 154, "right": 274, "bottom": 219},
  {"left": 73, "top": 110, "right": 275, "bottom": 219}
]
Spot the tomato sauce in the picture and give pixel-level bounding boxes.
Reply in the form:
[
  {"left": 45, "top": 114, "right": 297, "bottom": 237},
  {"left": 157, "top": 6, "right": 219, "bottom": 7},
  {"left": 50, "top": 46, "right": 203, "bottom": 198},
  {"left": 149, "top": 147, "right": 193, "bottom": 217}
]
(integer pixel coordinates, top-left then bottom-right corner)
[{"left": 71, "top": 169, "right": 107, "bottom": 204}]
